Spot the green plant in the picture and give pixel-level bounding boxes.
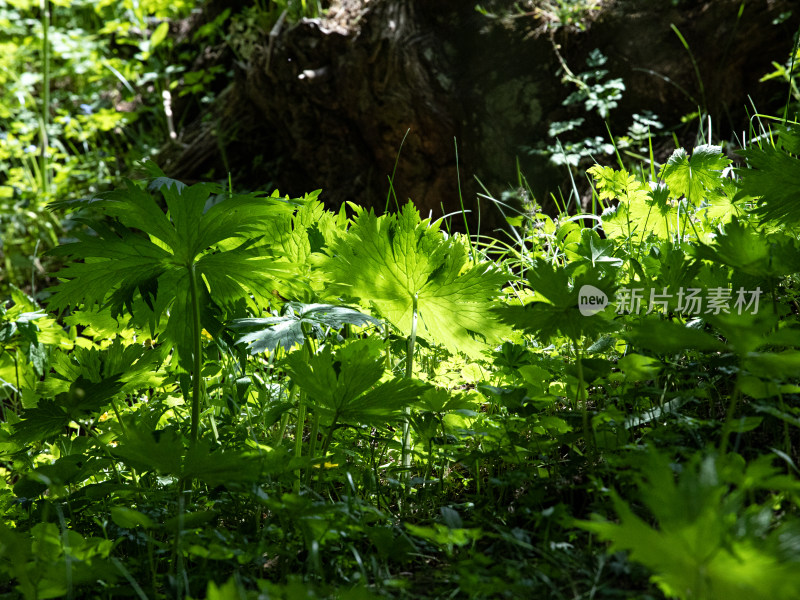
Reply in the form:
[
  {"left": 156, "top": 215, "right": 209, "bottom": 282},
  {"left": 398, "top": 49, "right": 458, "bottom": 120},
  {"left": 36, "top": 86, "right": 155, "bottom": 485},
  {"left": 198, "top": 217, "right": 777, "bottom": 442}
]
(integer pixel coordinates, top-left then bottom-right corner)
[
  {"left": 227, "top": 0, "right": 324, "bottom": 64},
  {"left": 579, "top": 449, "right": 800, "bottom": 600},
  {"left": 285, "top": 338, "right": 426, "bottom": 461},
  {"left": 526, "top": 49, "right": 665, "bottom": 171},
  {"left": 761, "top": 33, "right": 800, "bottom": 120},
  {"left": 316, "top": 202, "right": 509, "bottom": 477},
  {"left": 46, "top": 164, "right": 302, "bottom": 443},
  {"left": 476, "top": 1, "right": 600, "bottom": 32}
]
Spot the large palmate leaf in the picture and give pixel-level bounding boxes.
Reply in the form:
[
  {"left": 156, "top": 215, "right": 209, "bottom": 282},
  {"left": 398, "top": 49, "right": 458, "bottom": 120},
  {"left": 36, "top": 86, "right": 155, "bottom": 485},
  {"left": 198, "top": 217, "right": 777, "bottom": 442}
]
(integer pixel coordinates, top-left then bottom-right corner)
[
  {"left": 40, "top": 337, "right": 162, "bottom": 398},
  {"left": 693, "top": 217, "right": 800, "bottom": 279},
  {"left": 260, "top": 198, "right": 348, "bottom": 299},
  {"left": 591, "top": 165, "right": 678, "bottom": 241},
  {"left": 696, "top": 178, "right": 745, "bottom": 226},
  {"left": 659, "top": 145, "right": 731, "bottom": 206},
  {"left": 493, "top": 258, "right": 618, "bottom": 343},
  {"left": 112, "top": 427, "right": 278, "bottom": 487},
  {"left": 12, "top": 375, "right": 124, "bottom": 444},
  {"left": 648, "top": 242, "right": 703, "bottom": 293},
  {"left": 571, "top": 228, "right": 624, "bottom": 269},
  {"left": 47, "top": 168, "right": 301, "bottom": 368},
  {"left": 592, "top": 156, "right": 736, "bottom": 244},
  {"left": 578, "top": 450, "right": 800, "bottom": 600},
  {"left": 624, "top": 318, "right": 725, "bottom": 355},
  {"left": 230, "top": 302, "right": 381, "bottom": 355},
  {"left": 316, "top": 202, "right": 509, "bottom": 356},
  {"left": 738, "top": 124, "right": 800, "bottom": 225},
  {"left": 284, "top": 339, "right": 427, "bottom": 425}
]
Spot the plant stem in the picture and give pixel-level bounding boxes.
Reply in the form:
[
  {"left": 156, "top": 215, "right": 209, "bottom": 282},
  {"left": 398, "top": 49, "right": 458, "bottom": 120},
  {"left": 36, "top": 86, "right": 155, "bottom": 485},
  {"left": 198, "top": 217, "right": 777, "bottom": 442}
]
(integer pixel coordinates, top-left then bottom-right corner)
[
  {"left": 453, "top": 138, "right": 475, "bottom": 263},
  {"left": 319, "top": 414, "right": 339, "bottom": 461},
  {"left": 275, "top": 411, "right": 290, "bottom": 445},
  {"left": 575, "top": 339, "right": 594, "bottom": 453},
  {"left": 294, "top": 397, "right": 306, "bottom": 493},
  {"left": 402, "top": 293, "right": 418, "bottom": 481},
  {"left": 187, "top": 263, "right": 203, "bottom": 444},
  {"left": 439, "top": 418, "right": 446, "bottom": 494},
  {"left": 306, "top": 412, "right": 319, "bottom": 485},
  {"left": 294, "top": 325, "right": 317, "bottom": 489},
  {"left": 720, "top": 374, "right": 743, "bottom": 455}
]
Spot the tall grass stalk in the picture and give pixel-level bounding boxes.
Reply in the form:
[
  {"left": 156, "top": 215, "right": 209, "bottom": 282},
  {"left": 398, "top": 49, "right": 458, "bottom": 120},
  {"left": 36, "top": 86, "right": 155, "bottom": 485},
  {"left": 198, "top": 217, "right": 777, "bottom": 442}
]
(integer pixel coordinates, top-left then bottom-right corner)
[{"left": 39, "top": 0, "right": 51, "bottom": 199}]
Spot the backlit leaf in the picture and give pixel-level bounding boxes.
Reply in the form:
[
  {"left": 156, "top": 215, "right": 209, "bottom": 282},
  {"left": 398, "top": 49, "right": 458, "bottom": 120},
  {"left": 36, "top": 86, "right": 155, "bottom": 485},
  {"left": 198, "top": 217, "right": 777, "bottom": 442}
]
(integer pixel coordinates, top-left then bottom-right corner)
[
  {"left": 47, "top": 169, "right": 302, "bottom": 369},
  {"left": 738, "top": 124, "right": 800, "bottom": 225},
  {"left": 285, "top": 338, "right": 426, "bottom": 424},
  {"left": 316, "top": 202, "right": 509, "bottom": 356},
  {"left": 659, "top": 145, "right": 731, "bottom": 205}
]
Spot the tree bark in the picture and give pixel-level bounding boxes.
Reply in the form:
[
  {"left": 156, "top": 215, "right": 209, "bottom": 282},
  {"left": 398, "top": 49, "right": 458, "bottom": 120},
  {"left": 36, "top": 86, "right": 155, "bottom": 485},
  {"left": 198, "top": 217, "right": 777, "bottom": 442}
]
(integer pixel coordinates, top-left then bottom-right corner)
[{"left": 157, "top": 0, "right": 799, "bottom": 226}]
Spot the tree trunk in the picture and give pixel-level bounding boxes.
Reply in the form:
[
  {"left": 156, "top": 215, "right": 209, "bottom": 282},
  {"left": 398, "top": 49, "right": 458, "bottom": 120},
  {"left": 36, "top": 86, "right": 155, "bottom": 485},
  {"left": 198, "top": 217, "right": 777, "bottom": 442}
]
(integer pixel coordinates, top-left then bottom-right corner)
[{"left": 157, "top": 0, "right": 799, "bottom": 226}]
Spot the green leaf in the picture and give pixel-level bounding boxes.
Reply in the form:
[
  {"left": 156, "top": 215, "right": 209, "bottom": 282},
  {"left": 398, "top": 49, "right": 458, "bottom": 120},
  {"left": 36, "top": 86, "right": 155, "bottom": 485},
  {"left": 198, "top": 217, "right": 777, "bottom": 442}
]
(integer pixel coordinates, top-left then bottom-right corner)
[
  {"left": 577, "top": 450, "right": 800, "bottom": 600},
  {"left": 112, "top": 426, "right": 284, "bottom": 486},
  {"left": 164, "top": 510, "right": 217, "bottom": 533},
  {"left": 317, "top": 202, "right": 509, "bottom": 356},
  {"left": 48, "top": 220, "right": 173, "bottom": 318},
  {"left": 624, "top": 318, "right": 725, "bottom": 355},
  {"left": 693, "top": 217, "right": 800, "bottom": 278},
  {"left": 574, "top": 229, "right": 623, "bottom": 268},
  {"left": 617, "top": 354, "right": 662, "bottom": 380},
  {"left": 743, "top": 350, "right": 800, "bottom": 380},
  {"left": 12, "top": 375, "right": 123, "bottom": 444},
  {"left": 47, "top": 174, "right": 302, "bottom": 369},
  {"left": 230, "top": 302, "right": 381, "bottom": 355},
  {"left": 149, "top": 21, "right": 169, "bottom": 50},
  {"left": 182, "top": 441, "right": 266, "bottom": 487},
  {"left": 415, "top": 387, "right": 476, "bottom": 414},
  {"left": 566, "top": 357, "right": 612, "bottom": 382},
  {"left": 206, "top": 577, "right": 247, "bottom": 600},
  {"left": 706, "top": 311, "right": 779, "bottom": 356},
  {"left": 722, "top": 416, "right": 763, "bottom": 434},
  {"left": 10, "top": 399, "right": 68, "bottom": 445},
  {"left": 262, "top": 199, "right": 345, "bottom": 294},
  {"left": 43, "top": 338, "right": 162, "bottom": 398},
  {"left": 591, "top": 165, "right": 678, "bottom": 242},
  {"left": 738, "top": 125, "right": 800, "bottom": 225},
  {"left": 589, "top": 165, "right": 646, "bottom": 203},
  {"left": 405, "top": 523, "right": 482, "bottom": 553},
  {"left": 13, "top": 454, "right": 84, "bottom": 498},
  {"left": 650, "top": 242, "right": 702, "bottom": 292},
  {"left": 0, "top": 523, "right": 36, "bottom": 599},
  {"left": 659, "top": 145, "right": 731, "bottom": 205},
  {"left": 112, "top": 426, "right": 184, "bottom": 475},
  {"left": 110, "top": 507, "right": 156, "bottom": 529},
  {"left": 493, "top": 258, "right": 618, "bottom": 343},
  {"left": 285, "top": 338, "right": 426, "bottom": 424},
  {"left": 696, "top": 179, "right": 745, "bottom": 225}
]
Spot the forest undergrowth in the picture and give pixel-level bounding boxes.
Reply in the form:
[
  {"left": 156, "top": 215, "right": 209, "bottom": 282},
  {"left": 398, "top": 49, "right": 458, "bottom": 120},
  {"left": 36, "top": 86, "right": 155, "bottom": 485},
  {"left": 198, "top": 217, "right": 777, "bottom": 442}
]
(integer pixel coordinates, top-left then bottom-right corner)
[
  {"left": 3, "top": 118, "right": 800, "bottom": 598},
  {"left": 3, "top": 1, "right": 800, "bottom": 599}
]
